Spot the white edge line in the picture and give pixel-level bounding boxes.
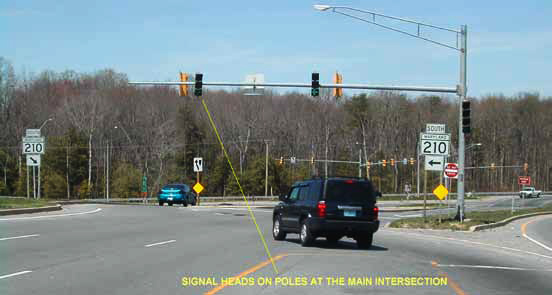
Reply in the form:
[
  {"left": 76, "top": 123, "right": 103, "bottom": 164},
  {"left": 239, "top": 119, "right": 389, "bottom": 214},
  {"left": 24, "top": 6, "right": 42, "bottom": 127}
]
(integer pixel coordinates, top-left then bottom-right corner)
[
  {"left": 0, "top": 270, "right": 32, "bottom": 279},
  {"left": 0, "top": 208, "right": 102, "bottom": 221},
  {"left": 144, "top": 240, "right": 176, "bottom": 248},
  {"left": 523, "top": 233, "right": 552, "bottom": 252},
  {"left": 385, "top": 231, "right": 552, "bottom": 260},
  {"left": 0, "top": 234, "right": 40, "bottom": 241},
  {"left": 437, "top": 264, "right": 552, "bottom": 271}
]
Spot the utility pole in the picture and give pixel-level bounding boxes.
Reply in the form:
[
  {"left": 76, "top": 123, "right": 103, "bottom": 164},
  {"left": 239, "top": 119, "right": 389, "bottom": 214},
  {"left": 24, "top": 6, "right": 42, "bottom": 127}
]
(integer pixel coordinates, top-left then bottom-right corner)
[
  {"left": 106, "top": 141, "right": 110, "bottom": 202},
  {"left": 456, "top": 25, "right": 468, "bottom": 222},
  {"left": 358, "top": 149, "right": 362, "bottom": 178},
  {"left": 66, "top": 145, "right": 70, "bottom": 199},
  {"left": 265, "top": 140, "right": 269, "bottom": 197},
  {"left": 325, "top": 126, "right": 329, "bottom": 177}
]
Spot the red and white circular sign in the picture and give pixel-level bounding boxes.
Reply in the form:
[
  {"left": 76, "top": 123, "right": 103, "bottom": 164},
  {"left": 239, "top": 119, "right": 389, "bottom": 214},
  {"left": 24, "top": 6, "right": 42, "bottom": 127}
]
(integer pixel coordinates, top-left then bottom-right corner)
[{"left": 444, "top": 163, "right": 458, "bottom": 178}]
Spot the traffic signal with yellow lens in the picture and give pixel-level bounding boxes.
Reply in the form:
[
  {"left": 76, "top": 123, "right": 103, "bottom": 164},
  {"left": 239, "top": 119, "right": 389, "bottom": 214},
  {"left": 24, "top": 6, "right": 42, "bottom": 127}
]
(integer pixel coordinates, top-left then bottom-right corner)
[{"left": 179, "top": 72, "right": 189, "bottom": 96}]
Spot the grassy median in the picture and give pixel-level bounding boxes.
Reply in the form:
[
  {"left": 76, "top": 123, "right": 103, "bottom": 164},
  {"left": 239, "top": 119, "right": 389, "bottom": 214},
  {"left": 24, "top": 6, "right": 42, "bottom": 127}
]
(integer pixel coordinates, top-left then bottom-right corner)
[
  {"left": 380, "top": 194, "right": 481, "bottom": 201},
  {"left": 0, "top": 198, "right": 51, "bottom": 209},
  {"left": 389, "top": 204, "right": 552, "bottom": 231}
]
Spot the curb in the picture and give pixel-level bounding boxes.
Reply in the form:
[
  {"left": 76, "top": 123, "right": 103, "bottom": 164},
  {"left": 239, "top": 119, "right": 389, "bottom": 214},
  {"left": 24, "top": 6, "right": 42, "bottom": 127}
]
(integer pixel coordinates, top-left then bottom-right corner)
[
  {"left": 0, "top": 204, "right": 62, "bottom": 216},
  {"left": 470, "top": 211, "right": 552, "bottom": 232}
]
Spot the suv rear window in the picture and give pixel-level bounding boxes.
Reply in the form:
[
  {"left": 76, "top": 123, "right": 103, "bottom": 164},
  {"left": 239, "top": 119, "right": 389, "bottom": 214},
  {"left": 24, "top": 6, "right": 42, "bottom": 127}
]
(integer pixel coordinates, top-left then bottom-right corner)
[{"left": 325, "top": 180, "right": 375, "bottom": 203}]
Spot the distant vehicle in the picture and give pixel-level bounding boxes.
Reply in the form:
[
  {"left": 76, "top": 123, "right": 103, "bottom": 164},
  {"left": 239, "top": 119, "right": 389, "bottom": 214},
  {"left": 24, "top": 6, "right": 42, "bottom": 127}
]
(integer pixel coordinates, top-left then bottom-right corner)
[
  {"left": 158, "top": 184, "right": 196, "bottom": 206},
  {"left": 272, "top": 177, "right": 380, "bottom": 249},
  {"left": 519, "top": 187, "right": 541, "bottom": 199}
]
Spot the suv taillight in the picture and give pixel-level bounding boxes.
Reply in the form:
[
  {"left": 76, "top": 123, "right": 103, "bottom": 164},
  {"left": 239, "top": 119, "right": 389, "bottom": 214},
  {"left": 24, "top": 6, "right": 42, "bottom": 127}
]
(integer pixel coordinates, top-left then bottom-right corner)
[
  {"left": 317, "top": 201, "right": 326, "bottom": 218},
  {"left": 373, "top": 206, "right": 379, "bottom": 220}
]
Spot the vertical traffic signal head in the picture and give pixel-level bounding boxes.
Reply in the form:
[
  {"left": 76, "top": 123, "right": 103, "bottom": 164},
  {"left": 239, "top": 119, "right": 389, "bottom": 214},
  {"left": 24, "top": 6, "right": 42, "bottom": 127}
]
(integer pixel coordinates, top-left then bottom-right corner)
[
  {"left": 279, "top": 157, "right": 283, "bottom": 165},
  {"left": 462, "top": 100, "right": 471, "bottom": 133},
  {"left": 194, "top": 73, "right": 203, "bottom": 96},
  {"left": 409, "top": 158, "right": 415, "bottom": 165},
  {"left": 524, "top": 162, "right": 528, "bottom": 173},
  {"left": 367, "top": 161, "right": 371, "bottom": 169},
  {"left": 179, "top": 72, "right": 189, "bottom": 97},
  {"left": 333, "top": 72, "right": 343, "bottom": 98},
  {"left": 311, "top": 72, "right": 320, "bottom": 97},
  {"left": 382, "top": 160, "right": 387, "bottom": 167},
  {"left": 311, "top": 156, "right": 315, "bottom": 164},
  {"left": 390, "top": 159, "right": 395, "bottom": 166}
]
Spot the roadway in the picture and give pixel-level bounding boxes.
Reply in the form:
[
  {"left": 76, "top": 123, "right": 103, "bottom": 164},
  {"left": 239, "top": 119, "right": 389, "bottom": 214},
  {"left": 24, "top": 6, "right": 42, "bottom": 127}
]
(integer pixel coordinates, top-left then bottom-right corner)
[{"left": 1, "top": 203, "right": 551, "bottom": 295}]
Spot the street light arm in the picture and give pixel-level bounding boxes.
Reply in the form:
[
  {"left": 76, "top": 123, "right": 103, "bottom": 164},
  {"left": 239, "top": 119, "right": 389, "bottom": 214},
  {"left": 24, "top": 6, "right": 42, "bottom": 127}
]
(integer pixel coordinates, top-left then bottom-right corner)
[
  {"left": 39, "top": 118, "right": 53, "bottom": 130},
  {"left": 332, "top": 10, "right": 460, "bottom": 51},
  {"left": 327, "top": 6, "right": 460, "bottom": 33}
]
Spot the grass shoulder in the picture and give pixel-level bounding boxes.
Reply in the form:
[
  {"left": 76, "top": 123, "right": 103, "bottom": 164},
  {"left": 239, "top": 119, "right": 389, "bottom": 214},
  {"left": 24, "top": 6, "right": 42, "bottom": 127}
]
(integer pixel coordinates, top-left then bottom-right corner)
[
  {"left": 389, "top": 204, "right": 552, "bottom": 231},
  {"left": 0, "top": 198, "right": 51, "bottom": 209}
]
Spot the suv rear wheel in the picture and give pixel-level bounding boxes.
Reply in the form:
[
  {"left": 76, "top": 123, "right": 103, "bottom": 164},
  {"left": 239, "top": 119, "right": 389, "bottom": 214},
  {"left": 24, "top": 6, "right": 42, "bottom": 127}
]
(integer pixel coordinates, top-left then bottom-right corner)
[
  {"left": 272, "top": 216, "right": 287, "bottom": 240},
  {"left": 300, "top": 219, "right": 315, "bottom": 247},
  {"left": 158, "top": 201, "right": 163, "bottom": 206},
  {"left": 182, "top": 201, "right": 188, "bottom": 207},
  {"left": 356, "top": 234, "right": 373, "bottom": 249}
]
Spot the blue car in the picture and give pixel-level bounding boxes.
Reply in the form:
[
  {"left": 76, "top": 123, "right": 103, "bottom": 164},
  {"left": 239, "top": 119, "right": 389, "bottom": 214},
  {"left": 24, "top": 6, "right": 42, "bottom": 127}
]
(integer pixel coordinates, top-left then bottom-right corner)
[{"left": 158, "top": 184, "right": 196, "bottom": 207}]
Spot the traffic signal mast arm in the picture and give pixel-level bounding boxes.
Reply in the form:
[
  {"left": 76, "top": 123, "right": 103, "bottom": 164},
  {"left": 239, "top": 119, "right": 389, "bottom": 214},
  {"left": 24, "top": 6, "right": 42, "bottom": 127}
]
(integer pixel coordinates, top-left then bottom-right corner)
[{"left": 130, "top": 80, "right": 458, "bottom": 94}]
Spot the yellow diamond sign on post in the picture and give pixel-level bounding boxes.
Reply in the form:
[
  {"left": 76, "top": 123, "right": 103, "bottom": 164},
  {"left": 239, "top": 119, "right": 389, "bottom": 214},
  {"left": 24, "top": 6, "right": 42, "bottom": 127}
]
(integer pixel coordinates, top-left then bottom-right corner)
[
  {"left": 433, "top": 184, "right": 448, "bottom": 200},
  {"left": 193, "top": 182, "right": 204, "bottom": 194}
]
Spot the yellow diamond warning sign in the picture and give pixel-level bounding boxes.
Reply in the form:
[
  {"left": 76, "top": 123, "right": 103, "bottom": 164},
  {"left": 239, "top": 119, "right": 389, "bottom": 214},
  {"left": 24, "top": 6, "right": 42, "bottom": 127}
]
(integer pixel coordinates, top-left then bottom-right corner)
[
  {"left": 433, "top": 184, "right": 448, "bottom": 200},
  {"left": 193, "top": 182, "right": 204, "bottom": 194}
]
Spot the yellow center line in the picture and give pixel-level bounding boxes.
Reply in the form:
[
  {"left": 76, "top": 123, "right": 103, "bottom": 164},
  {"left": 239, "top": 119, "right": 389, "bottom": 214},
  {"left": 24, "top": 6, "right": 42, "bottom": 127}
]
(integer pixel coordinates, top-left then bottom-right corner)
[
  {"left": 204, "top": 254, "right": 288, "bottom": 295},
  {"left": 200, "top": 98, "right": 278, "bottom": 274},
  {"left": 431, "top": 259, "right": 469, "bottom": 295}
]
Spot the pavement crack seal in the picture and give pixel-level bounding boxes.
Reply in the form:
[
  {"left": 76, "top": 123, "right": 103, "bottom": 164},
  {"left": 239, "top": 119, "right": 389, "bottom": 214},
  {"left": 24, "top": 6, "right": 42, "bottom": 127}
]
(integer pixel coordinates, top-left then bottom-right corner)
[
  {"left": 431, "top": 260, "right": 468, "bottom": 295},
  {"left": 200, "top": 98, "right": 278, "bottom": 274},
  {"left": 204, "top": 254, "right": 288, "bottom": 295},
  {"left": 521, "top": 216, "right": 552, "bottom": 252}
]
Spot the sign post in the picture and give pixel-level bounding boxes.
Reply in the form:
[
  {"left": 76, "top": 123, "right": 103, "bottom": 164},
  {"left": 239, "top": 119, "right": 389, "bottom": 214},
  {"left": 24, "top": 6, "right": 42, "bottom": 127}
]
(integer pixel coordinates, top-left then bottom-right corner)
[
  {"left": 433, "top": 184, "right": 449, "bottom": 223},
  {"left": 23, "top": 130, "right": 45, "bottom": 199},
  {"left": 420, "top": 124, "right": 451, "bottom": 222},
  {"left": 141, "top": 175, "right": 148, "bottom": 203},
  {"left": 193, "top": 157, "right": 203, "bottom": 205}
]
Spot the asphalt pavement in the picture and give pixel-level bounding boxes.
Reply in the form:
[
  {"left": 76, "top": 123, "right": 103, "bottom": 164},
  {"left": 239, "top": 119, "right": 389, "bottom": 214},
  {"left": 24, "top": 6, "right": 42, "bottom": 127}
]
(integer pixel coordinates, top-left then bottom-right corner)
[{"left": 1, "top": 203, "right": 551, "bottom": 295}]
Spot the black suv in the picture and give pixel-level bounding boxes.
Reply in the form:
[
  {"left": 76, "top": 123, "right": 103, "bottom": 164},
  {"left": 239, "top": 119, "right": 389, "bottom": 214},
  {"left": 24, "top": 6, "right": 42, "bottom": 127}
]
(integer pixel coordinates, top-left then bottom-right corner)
[{"left": 272, "top": 177, "right": 380, "bottom": 249}]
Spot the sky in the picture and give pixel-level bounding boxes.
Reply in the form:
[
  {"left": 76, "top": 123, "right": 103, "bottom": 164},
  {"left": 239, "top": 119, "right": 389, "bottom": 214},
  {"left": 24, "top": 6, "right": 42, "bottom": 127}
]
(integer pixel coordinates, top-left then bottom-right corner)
[{"left": 1, "top": 0, "right": 551, "bottom": 97}]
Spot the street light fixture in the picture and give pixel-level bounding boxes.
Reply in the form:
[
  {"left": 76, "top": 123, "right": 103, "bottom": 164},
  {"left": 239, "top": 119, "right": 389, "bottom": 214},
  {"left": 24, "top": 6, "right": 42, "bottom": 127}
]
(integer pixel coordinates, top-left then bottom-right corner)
[
  {"left": 314, "top": 4, "right": 469, "bottom": 222},
  {"left": 39, "top": 118, "right": 53, "bottom": 130},
  {"left": 313, "top": 4, "right": 331, "bottom": 11}
]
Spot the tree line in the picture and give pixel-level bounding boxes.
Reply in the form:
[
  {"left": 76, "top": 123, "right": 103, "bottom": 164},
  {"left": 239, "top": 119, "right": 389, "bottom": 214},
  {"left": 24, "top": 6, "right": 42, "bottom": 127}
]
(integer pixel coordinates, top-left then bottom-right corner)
[{"left": 1, "top": 57, "right": 551, "bottom": 199}]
